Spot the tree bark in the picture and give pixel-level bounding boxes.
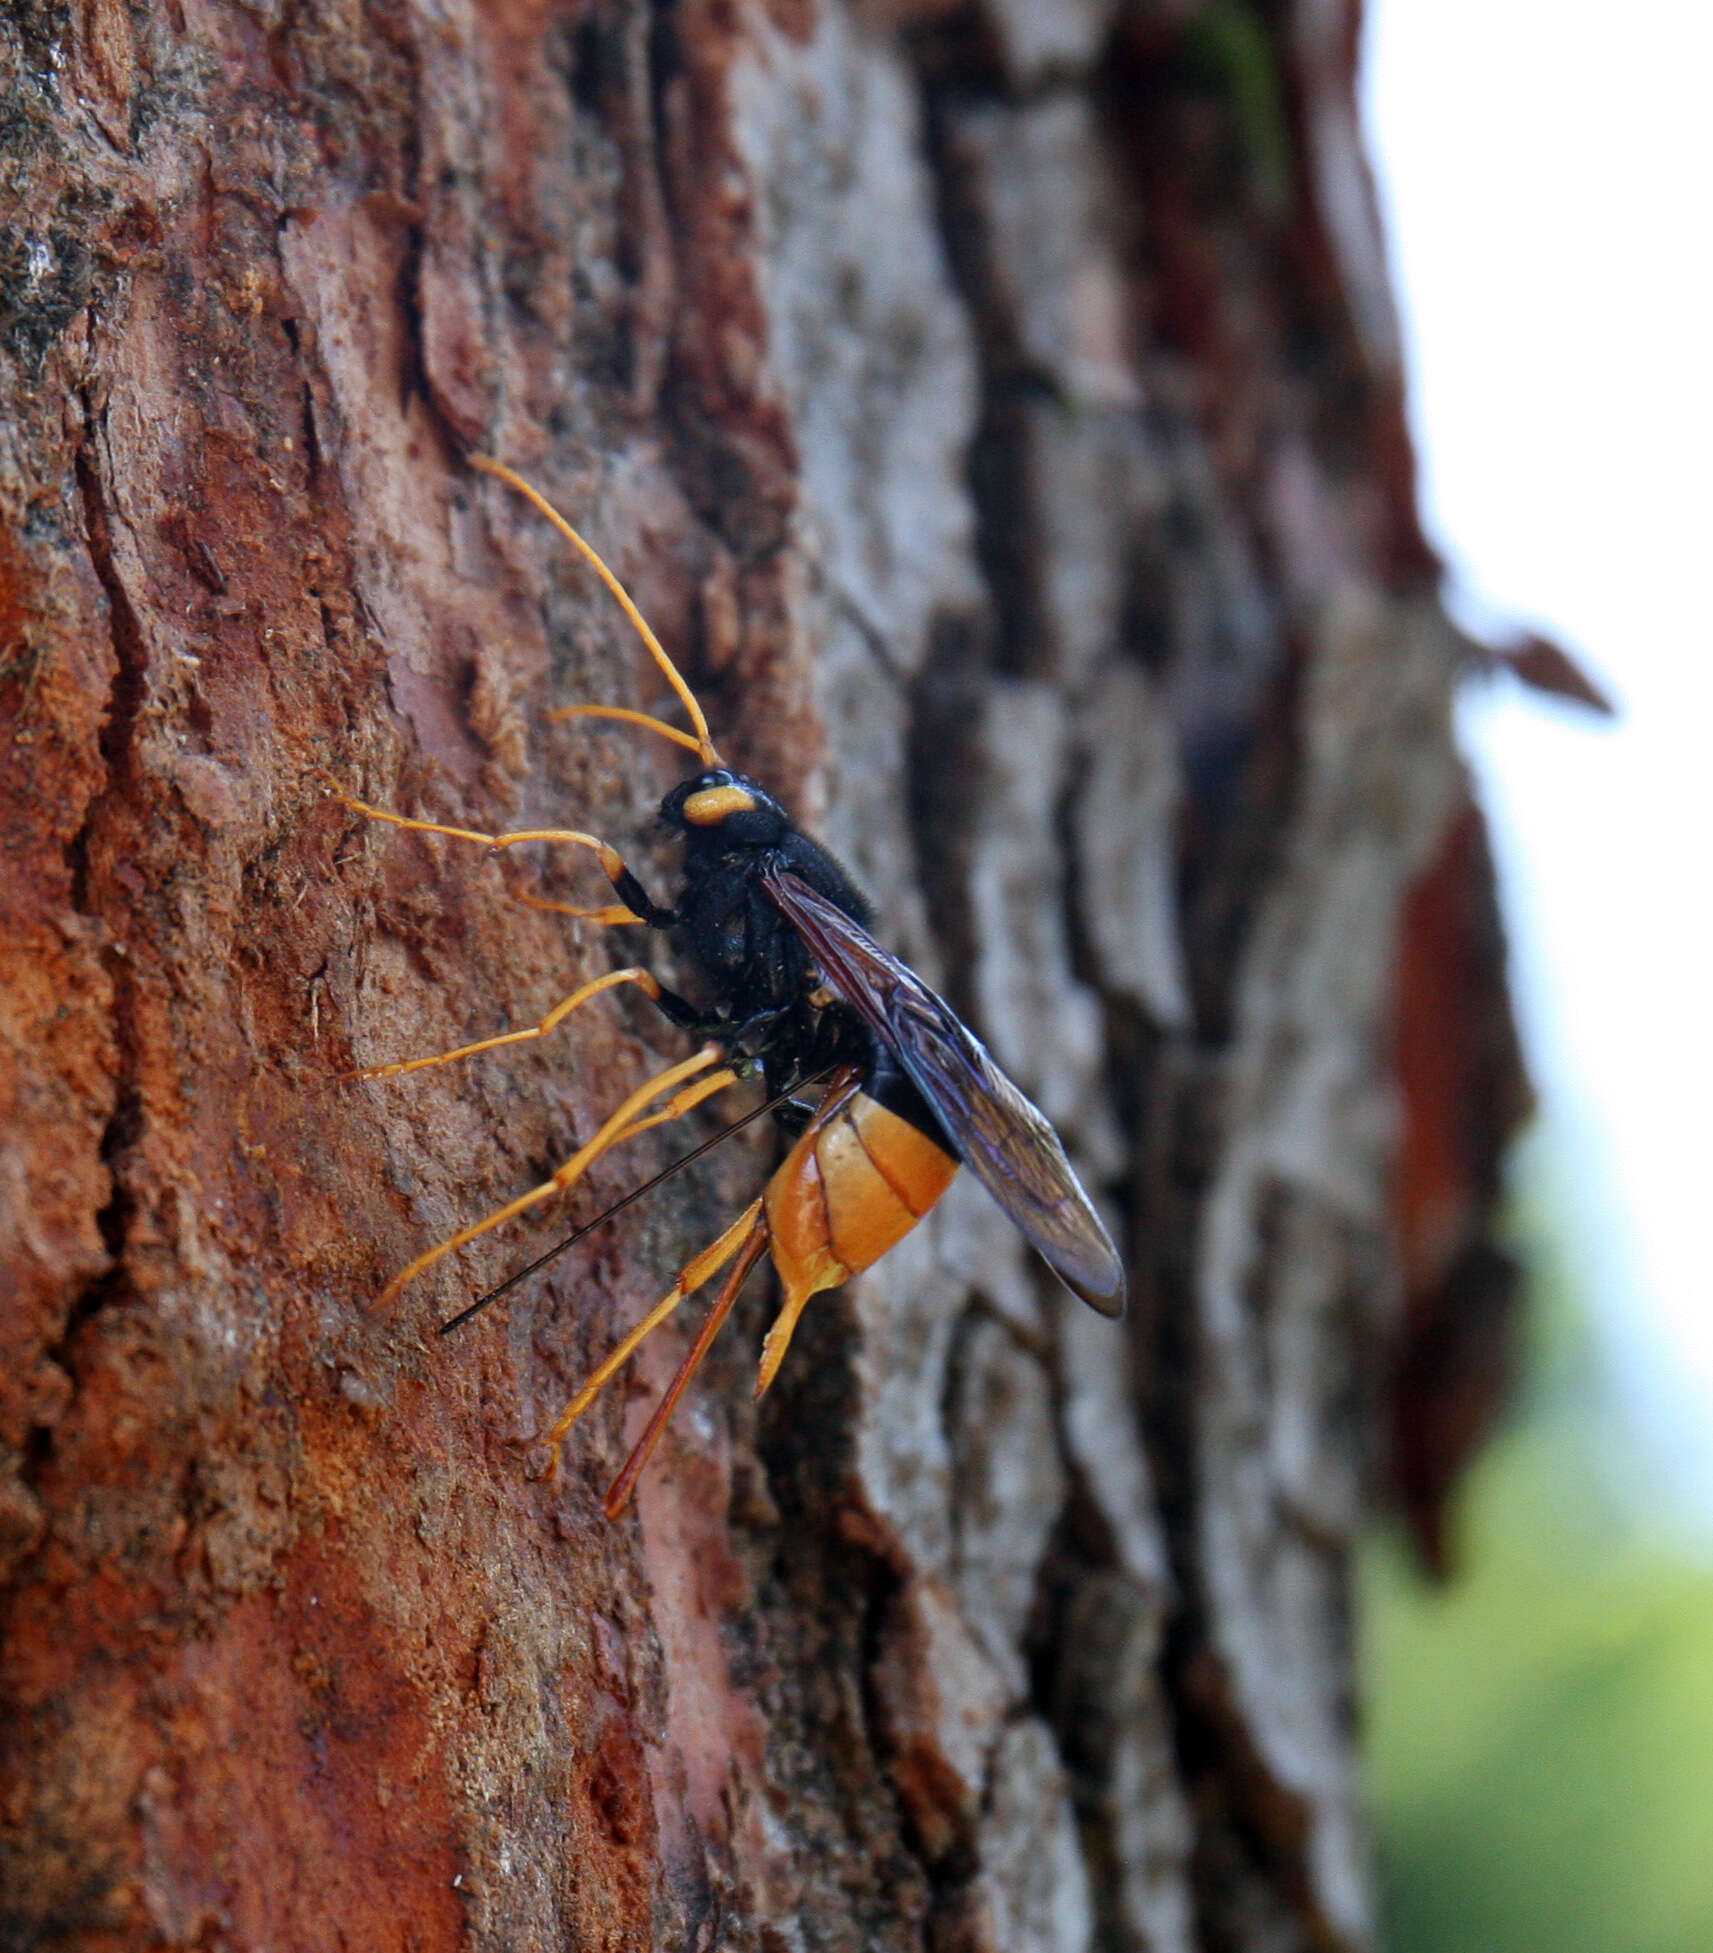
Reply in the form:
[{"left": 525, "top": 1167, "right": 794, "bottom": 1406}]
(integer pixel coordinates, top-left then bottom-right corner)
[{"left": 0, "top": 1, "right": 1529, "bottom": 1948}]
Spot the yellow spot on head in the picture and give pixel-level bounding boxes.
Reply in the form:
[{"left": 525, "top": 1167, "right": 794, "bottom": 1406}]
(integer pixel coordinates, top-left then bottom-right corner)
[{"left": 682, "top": 785, "right": 759, "bottom": 826}]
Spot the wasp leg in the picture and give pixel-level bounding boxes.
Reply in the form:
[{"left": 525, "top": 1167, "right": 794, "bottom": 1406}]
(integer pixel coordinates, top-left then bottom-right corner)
[
  {"left": 721, "top": 1004, "right": 789, "bottom": 1057},
  {"left": 540, "top": 1197, "right": 767, "bottom": 1474},
  {"left": 601, "top": 1214, "right": 772, "bottom": 1519},
  {"left": 375, "top": 1045, "right": 739, "bottom": 1307},
  {"left": 330, "top": 786, "right": 677, "bottom": 928},
  {"left": 512, "top": 889, "right": 643, "bottom": 927},
  {"left": 345, "top": 966, "right": 673, "bottom": 1083}
]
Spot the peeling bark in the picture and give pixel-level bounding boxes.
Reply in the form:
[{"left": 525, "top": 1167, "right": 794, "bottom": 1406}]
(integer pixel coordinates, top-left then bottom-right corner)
[{"left": 1, "top": 2, "right": 1528, "bottom": 1948}]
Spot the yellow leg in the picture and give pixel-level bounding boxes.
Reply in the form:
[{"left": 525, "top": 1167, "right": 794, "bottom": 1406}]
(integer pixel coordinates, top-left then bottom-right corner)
[
  {"left": 512, "top": 889, "right": 642, "bottom": 927},
  {"left": 376, "top": 1046, "right": 738, "bottom": 1307},
  {"left": 541, "top": 1197, "right": 766, "bottom": 1463},
  {"left": 602, "top": 1213, "right": 772, "bottom": 1518},
  {"left": 344, "top": 967, "right": 664, "bottom": 1082},
  {"left": 597, "top": 1066, "right": 739, "bottom": 1150},
  {"left": 330, "top": 785, "right": 631, "bottom": 884}
]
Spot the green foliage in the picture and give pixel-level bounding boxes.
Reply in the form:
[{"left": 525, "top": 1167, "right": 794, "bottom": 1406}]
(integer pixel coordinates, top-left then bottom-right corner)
[{"left": 1363, "top": 1209, "right": 1713, "bottom": 1953}]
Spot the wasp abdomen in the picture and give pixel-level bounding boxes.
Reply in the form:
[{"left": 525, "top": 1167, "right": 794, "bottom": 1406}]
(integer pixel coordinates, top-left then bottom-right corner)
[{"left": 756, "top": 1087, "right": 957, "bottom": 1394}]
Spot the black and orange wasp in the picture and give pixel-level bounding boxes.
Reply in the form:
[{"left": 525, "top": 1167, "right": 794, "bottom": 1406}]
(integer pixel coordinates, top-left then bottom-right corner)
[{"left": 336, "top": 457, "right": 1124, "bottom": 1516}]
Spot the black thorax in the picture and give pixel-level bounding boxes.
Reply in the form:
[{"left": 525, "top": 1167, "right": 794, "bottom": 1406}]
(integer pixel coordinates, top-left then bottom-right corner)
[{"left": 647, "top": 770, "right": 943, "bottom": 1146}]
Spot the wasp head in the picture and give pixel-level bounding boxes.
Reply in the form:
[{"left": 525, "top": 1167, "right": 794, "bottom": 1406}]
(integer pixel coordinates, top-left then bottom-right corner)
[{"left": 659, "top": 770, "right": 790, "bottom": 847}]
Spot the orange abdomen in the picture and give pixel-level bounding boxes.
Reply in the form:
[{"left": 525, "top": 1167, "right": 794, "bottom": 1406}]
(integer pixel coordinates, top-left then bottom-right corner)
[{"left": 753, "top": 1086, "right": 958, "bottom": 1394}]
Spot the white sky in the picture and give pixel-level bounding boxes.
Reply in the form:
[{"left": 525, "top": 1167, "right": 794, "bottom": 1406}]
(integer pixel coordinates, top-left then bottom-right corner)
[{"left": 1360, "top": 1, "right": 1713, "bottom": 1510}]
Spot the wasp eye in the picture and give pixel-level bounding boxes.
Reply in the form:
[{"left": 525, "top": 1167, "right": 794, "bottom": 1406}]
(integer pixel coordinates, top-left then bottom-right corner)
[{"left": 682, "top": 784, "right": 759, "bottom": 826}]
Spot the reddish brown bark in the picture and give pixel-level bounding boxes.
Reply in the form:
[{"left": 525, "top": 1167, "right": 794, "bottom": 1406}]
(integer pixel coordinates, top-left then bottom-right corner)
[{"left": 1, "top": 2, "right": 1530, "bottom": 1948}]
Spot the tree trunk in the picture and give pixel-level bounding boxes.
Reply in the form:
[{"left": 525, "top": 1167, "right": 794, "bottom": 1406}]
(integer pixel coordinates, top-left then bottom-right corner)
[{"left": 0, "top": 2, "right": 1528, "bottom": 1948}]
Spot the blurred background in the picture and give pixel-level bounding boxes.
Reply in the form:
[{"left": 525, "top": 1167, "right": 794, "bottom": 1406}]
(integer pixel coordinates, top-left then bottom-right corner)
[{"left": 1360, "top": 2, "right": 1713, "bottom": 1949}]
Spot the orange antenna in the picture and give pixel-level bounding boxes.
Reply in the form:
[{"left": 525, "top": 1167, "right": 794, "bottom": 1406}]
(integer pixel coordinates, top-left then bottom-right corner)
[
  {"left": 544, "top": 703, "right": 708, "bottom": 759},
  {"left": 469, "top": 454, "right": 723, "bottom": 768}
]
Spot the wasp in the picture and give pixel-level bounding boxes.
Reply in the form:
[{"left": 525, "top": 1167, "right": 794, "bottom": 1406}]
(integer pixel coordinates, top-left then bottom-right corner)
[{"left": 337, "top": 458, "right": 1124, "bottom": 1517}]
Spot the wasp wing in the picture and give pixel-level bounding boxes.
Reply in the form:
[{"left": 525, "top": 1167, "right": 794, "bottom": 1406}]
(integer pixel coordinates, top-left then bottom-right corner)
[{"left": 763, "top": 865, "right": 1125, "bottom": 1316}]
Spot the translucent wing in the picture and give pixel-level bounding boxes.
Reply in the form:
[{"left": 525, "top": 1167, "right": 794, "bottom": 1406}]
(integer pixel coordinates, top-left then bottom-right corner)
[{"left": 763, "top": 865, "right": 1125, "bottom": 1316}]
